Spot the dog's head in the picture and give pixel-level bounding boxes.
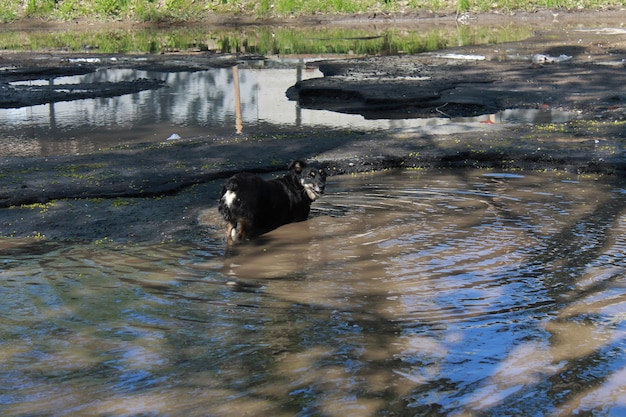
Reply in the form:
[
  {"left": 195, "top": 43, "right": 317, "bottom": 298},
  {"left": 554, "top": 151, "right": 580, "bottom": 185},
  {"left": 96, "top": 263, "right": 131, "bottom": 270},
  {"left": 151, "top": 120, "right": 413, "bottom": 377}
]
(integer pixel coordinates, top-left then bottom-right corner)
[{"left": 289, "top": 160, "right": 327, "bottom": 201}]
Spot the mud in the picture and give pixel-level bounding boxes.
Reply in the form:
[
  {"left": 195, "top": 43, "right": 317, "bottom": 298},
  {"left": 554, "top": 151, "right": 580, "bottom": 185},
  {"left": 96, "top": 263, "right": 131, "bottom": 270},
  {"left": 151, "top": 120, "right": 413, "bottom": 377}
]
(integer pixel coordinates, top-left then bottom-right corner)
[
  {"left": 287, "top": 20, "right": 626, "bottom": 119},
  {"left": 1, "top": 10, "right": 626, "bottom": 242}
]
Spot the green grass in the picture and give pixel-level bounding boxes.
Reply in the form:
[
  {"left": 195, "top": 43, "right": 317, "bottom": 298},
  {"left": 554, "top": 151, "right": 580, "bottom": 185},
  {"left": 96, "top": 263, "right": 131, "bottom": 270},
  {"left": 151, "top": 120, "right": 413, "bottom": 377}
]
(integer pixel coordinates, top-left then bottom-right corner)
[{"left": 0, "top": 0, "right": 623, "bottom": 22}]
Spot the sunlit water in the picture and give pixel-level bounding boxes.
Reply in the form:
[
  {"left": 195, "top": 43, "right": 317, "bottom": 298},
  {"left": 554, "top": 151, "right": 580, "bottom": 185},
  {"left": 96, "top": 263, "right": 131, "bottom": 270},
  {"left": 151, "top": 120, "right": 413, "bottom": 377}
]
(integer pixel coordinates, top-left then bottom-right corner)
[{"left": 1, "top": 169, "right": 625, "bottom": 416}]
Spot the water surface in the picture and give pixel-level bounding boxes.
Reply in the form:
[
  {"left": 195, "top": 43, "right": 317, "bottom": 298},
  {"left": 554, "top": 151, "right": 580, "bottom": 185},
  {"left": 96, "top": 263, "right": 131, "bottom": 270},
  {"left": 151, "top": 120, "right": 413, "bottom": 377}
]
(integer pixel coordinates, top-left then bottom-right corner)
[
  {"left": 2, "top": 169, "right": 625, "bottom": 416},
  {"left": 0, "top": 65, "right": 578, "bottom": 157}
]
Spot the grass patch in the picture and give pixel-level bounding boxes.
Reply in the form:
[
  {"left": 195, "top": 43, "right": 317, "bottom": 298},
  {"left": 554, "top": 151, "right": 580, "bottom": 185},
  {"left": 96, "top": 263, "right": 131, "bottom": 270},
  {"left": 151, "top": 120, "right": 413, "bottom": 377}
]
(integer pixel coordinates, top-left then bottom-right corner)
[{"left": 13, "top": 201, "right": 57, "bottom": 212}]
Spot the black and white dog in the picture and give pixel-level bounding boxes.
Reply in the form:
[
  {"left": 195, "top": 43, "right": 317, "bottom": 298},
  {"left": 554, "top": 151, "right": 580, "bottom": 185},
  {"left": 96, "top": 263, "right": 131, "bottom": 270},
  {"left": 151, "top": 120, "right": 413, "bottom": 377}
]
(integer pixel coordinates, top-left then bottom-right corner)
[{"left": 218, "top": 160, "right": 327, "bottom": 242}]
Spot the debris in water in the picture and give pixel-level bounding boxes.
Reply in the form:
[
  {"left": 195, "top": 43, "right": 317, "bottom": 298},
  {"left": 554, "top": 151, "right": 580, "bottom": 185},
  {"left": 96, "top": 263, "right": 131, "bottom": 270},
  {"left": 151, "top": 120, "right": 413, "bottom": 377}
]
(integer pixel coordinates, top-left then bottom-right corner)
[
  {"left": 532, "top": 54, "right": 572, "bottom": 64},
  {"left": 435, "top": 53, "right": 486, "bottom": 60}
]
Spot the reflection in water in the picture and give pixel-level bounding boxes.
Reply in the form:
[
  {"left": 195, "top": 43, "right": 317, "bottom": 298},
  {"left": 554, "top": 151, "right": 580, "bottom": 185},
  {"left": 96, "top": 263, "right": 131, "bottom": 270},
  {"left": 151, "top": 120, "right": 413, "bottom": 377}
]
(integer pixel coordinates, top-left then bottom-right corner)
[
  {"left": 0, "top": 24, "right": 536, "bottom": 56},
  {"left": 1, "top": 169, "right": 625, "bottom": 416},
  {"left": 233, "top": 65, "right": 243, "bottom": 134},
  {"left": 0, "top": 66, "right": 578, "bottom": 157}
]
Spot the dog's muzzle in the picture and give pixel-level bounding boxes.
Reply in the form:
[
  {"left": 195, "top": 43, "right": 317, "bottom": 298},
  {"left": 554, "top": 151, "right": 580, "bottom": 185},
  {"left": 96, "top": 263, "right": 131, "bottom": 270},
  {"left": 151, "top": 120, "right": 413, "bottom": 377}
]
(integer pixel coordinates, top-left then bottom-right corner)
[{"left": 304, "top": 184, "right": 324, "bottom": 200}]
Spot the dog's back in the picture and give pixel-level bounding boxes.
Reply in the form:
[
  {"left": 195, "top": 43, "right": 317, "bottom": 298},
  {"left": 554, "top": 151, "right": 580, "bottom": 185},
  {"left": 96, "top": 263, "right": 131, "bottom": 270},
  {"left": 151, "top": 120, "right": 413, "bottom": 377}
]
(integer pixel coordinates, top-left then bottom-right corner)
[{"left": 218, "top": 161, "right": 326, "bottom": 242}]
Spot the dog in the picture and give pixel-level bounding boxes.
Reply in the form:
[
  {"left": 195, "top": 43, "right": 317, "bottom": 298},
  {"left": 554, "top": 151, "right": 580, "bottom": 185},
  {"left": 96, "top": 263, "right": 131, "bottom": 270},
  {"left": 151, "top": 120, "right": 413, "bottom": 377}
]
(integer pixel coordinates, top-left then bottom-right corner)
[{"left": 218, "top": 160, "right": 327, "bottom": 242}]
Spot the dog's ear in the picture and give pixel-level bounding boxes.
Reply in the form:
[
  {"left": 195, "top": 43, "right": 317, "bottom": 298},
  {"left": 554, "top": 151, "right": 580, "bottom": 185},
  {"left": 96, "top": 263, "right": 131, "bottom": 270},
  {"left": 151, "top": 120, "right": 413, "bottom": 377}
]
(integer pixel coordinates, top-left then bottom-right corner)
[{"left": 288, "top": 160, "right": 307, "bottom": 173}]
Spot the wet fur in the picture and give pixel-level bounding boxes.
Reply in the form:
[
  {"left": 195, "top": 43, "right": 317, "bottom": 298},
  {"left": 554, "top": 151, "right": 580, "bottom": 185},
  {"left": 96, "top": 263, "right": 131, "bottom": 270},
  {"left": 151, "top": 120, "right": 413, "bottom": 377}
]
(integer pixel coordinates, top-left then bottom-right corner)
[{"left": 218, "top": 160, "right": 327, "bottom": 242}]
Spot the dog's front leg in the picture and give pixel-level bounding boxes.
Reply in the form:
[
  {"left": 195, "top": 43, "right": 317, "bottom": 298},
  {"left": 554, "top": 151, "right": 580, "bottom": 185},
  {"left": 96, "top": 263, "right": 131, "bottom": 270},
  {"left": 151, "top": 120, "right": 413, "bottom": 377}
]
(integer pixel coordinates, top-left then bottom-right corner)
[
  {"left": 226, "top": 223, "right": 237, "bottom": 243},
  {"left": 226, "top": 220, "right": 251, "bottom": 243}
]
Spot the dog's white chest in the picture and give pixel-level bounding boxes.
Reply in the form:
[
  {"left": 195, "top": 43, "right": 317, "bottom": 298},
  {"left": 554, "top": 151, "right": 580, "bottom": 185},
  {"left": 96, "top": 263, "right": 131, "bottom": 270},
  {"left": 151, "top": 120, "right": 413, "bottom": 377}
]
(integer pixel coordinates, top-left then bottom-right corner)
[{"left": 222, "top": 190, "right": 237, "bottom": 208}]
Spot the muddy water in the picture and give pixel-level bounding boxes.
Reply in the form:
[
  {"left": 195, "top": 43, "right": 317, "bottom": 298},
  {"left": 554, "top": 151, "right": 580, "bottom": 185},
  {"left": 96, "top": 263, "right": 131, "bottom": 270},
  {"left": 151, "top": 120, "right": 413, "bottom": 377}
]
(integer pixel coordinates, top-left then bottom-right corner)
[{"left": 2, "top": 168, "right": 625, "bottom": 416}]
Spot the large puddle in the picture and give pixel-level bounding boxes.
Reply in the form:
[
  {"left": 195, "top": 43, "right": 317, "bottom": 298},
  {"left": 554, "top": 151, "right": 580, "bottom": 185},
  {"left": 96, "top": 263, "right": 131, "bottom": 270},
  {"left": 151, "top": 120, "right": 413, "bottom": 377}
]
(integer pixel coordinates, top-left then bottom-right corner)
[
  {"left": 5, "top": 15, "right": 626, "bottom": 158},
  {"left": 0, "top": 65, "right": 579, "bottom": 157},
  {"left": 2, "top": 17, "right": 598, "bottom": 158},
  {"left": 2, "top": 169, "right": 625, "bottom": 416}
]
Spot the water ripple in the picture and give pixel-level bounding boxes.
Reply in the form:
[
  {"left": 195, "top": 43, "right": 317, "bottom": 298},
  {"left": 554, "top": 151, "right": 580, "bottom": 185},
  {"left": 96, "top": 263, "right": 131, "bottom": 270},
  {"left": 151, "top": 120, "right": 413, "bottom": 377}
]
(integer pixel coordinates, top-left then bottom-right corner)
[{"left": 1, "top": 169, "right": 625, "bottom": 416}]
